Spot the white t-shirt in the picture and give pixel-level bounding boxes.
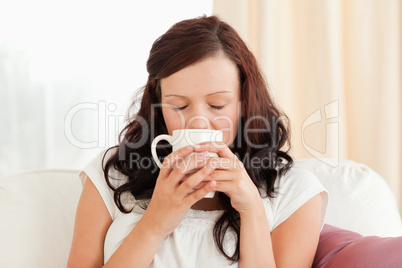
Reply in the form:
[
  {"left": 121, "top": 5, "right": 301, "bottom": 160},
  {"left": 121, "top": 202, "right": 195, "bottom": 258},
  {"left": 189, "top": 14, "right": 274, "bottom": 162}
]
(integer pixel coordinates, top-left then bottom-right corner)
[{"left": 80, "top": 148, "right": 329, "bottom": 267}]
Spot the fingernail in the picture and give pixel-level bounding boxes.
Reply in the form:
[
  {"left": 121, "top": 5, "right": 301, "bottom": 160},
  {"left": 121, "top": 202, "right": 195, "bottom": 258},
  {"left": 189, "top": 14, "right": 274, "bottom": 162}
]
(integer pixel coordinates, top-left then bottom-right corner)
[
  {"left": 187, "top": 145, "right": 193, "bottom": 150},
  {"left": 209, "top": 161, "right": 217, "bottom": 168}
]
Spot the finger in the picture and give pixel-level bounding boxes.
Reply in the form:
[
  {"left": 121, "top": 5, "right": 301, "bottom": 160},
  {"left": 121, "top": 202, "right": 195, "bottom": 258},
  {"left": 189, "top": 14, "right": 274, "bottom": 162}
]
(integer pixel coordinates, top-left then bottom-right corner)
[
  {"left": 183, "top": 180, "right": 217, "bottom": 205},
  {"left": 168, "top": 152, "right": 210, "bottom": 184},
  {"left": 210, "top": 180, "right": 232, "bottom": 195},
  {"left": 160, "top": 145, "right": 195, "bottom": 175},
  {"left": 210, "top": 176, "right": 257, "bottom": 196},
  {"left": 193, "top": 141, "right": 234, "bottom": 158},
  {"left": 191, "top": 181, "right": 208, "bottom": 190},
  {"left": 175, "top": 151, "right": 210, "bottom": 174},
  {"left": 208, "top": 157, "right": 243, "bottom": 170},
  {"left": 176, "top": 159, "right": 217, "bottom": 197},
  {"left": 204, "top": 169, "right": 233, "bottom": 182},
  {"left": 191, "top": 170, "right": 228, "bottom": 189}
]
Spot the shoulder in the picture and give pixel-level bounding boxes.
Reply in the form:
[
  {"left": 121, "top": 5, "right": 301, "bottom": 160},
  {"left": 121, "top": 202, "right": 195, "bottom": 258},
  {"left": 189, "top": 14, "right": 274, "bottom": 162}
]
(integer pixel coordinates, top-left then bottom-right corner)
[
  {"left": 79, "top": 147, "right": 130, "bottom": 219},
  {"left": 274, "top": 166, "right": 323, "bottom": 193},
  {"left": 263, "top": 166, "right": 329, "bottom": 231},
  {"left": 80, "top": 147, "right": 127, "bottom": 186}
]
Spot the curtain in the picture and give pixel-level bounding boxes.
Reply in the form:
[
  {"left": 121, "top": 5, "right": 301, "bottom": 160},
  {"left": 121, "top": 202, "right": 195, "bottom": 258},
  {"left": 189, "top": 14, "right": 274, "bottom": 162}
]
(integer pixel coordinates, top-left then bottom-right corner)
[
  {"left": 213, "top": 0, "right": 402, "bottom": 215},
  {"left": 0, "top": 0, "right": 213, "bottom": 177}
]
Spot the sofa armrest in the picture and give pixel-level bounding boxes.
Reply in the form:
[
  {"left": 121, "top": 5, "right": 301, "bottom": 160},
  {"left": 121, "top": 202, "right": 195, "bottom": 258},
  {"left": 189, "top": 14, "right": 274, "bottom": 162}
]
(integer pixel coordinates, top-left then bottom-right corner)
[
  {"left": 0, "top": 169, "right": 82, "bottom": 267},
  {"left": 295, "top": 158, "right": 402, "bottom": 237}
]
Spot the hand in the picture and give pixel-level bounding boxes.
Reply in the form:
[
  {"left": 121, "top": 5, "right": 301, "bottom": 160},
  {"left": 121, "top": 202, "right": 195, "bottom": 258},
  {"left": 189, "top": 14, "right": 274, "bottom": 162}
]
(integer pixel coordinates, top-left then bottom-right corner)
[
  {"left": 141, "top": 145, "right": 217, "bottom": 239},
  {"left": 193, "top": 141, "right": 262, "bottom": 215}
]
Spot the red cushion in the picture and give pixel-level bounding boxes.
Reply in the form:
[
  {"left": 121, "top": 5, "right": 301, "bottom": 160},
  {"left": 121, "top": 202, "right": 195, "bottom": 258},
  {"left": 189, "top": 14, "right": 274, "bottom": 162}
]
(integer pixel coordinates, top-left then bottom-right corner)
[{"left": 313, "top": 224, "right": 402, "bottom": 267}]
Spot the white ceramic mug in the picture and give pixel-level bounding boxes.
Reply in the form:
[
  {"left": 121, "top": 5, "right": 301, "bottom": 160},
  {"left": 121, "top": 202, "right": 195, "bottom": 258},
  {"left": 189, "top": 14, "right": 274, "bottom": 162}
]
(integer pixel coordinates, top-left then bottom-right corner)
[{"left": 151, "top": 129, "right": 223, "bottom": 198}]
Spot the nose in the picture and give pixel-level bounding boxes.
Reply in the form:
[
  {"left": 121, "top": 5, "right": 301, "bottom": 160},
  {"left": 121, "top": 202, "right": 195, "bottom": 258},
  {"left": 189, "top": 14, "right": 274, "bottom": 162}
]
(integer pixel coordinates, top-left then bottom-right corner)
[
  {"left": 187, "top": 115, "right": 210, "bottom": 129},
  {"left": 186, "top": 106, "right": 211, "bottom": 129}
]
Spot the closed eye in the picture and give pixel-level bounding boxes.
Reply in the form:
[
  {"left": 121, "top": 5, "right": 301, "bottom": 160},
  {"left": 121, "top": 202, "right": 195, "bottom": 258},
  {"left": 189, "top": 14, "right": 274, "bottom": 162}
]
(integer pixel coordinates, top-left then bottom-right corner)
[
  {"left": 172, "top": 105, "right": 188, "bottom": 111},
  {"left": 172, "top": 105, "right": 225, "bottom": 111},
  {"left": 210, "top": 105, "right": 225, "bottom": 110}
]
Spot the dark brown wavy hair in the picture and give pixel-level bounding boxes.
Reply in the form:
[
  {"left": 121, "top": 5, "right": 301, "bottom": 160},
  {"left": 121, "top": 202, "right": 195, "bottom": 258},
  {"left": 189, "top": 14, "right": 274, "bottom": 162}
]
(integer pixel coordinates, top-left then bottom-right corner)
[{"left": 103, "top": 15, "right": 293, "bottom": 263}]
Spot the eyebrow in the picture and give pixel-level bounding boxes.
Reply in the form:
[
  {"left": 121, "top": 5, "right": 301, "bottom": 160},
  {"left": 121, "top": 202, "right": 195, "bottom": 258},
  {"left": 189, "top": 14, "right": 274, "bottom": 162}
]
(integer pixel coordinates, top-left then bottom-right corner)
[{"left": 164, "top": 90, "right": 232, "bottom": 98}]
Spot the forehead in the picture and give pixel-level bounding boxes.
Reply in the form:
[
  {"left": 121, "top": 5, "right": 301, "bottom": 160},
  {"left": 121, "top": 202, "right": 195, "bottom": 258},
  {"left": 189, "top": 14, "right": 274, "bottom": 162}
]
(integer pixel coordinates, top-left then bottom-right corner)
[{"left": 160, "top": 55, "right": 240, "bottom": 97}]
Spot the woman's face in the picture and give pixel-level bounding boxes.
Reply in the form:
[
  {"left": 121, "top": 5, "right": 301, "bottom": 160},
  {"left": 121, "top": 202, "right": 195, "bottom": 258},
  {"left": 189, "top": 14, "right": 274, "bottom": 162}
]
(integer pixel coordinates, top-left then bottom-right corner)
[{"left": 160, "top": 55, "right": 241, "bottom": 146}]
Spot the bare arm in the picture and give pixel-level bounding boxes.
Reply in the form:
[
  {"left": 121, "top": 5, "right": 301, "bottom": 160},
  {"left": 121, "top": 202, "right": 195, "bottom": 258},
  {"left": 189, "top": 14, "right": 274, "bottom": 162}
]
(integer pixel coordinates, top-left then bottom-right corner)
[
  {"left": 67, "top": 177, "right": 112, "bottom": 268},
  {"left": 271, "top": 193, "right": 322, "bottom": 267},
  {"left": 239, "top": 193, "right": 322, "bottom": 268},
  {"left": 103, "top": 215, "right": 165, "bottom": 267},
  {"left": 238, "top": 200, "right": 275, "bottom": 267}
]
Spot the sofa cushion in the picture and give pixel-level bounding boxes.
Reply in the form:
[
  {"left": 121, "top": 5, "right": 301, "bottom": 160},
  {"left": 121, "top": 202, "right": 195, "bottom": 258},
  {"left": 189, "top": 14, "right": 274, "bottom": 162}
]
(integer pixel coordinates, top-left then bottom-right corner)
[
  {"left": 295, "top": 158, "right": 402, "bottom": 237},
  {"left": 313, "top": 224, "right": 402, "bottom": 268}
]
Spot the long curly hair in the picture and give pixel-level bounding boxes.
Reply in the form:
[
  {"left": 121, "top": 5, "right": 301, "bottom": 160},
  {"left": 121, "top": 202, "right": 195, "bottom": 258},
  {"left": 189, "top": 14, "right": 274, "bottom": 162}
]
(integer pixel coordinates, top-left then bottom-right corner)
[{"left": 103, "top": 15, "right": 293, "bottom": 263}]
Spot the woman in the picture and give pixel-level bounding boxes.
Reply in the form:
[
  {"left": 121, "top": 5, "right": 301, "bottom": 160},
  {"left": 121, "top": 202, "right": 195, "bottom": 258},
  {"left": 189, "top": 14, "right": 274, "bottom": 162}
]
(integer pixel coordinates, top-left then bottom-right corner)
[{"left": 68, "top": 15, "right": 328, "bottom": 267}]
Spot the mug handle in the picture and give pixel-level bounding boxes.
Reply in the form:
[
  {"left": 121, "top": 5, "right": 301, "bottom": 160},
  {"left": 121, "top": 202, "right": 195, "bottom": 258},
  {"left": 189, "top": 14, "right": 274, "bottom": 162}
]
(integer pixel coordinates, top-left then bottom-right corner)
[{"left": 151, "top": 134, "right": 173, "bottom": 169}]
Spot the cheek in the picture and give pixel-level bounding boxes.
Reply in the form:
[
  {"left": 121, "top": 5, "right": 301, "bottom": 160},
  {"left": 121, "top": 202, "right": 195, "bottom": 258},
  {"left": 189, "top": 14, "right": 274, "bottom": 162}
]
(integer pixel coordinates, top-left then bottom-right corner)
[
  {"left": 213, "top": 110, "right": 240, "bottom": 145},
  {"left": 162, "top": 108, "right": 182, "bottom": 134},
  {"left": 228, "top": 114, "right": 240, "bottom": 144}
]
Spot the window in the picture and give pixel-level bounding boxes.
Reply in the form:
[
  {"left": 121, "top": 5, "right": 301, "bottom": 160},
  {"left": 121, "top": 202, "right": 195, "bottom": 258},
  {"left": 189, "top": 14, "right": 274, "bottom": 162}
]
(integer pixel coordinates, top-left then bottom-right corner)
[{"left": 0, "top": 0, "right": 213, "bottom": 176}]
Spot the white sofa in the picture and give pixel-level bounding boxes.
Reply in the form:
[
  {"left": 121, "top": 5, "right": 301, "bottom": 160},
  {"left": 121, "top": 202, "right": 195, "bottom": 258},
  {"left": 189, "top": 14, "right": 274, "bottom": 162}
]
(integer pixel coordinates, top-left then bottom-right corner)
[{"left": 0, "top": 158, "right": 401, "bottom": 268}]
